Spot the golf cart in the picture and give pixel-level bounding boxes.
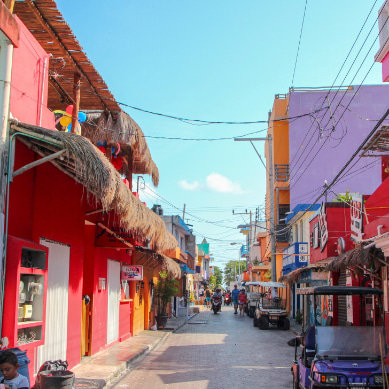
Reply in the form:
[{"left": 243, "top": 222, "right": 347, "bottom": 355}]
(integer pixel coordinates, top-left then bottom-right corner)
[
  {"left": 290, "top": 286, "right": 389, "bottom": 389},
  {"left": 243, "top": 281, "right": 263, "bottom": 318},
  {"left": 253, "top": 281, "right": 290, "bottom": 330}
]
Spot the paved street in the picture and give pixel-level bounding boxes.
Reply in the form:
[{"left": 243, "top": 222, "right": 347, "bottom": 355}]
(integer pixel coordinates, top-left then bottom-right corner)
[{"left": 110, "top": 307, "right": 295, "bottom": 389}]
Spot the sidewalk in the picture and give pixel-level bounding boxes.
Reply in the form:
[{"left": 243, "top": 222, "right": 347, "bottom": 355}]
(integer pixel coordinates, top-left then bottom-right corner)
[{"left": 72, "top": 308, "right": 204, "bottom": 389}]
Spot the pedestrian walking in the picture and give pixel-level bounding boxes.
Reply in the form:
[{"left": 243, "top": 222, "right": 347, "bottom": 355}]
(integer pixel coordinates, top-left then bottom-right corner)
[
  {"left": 205, "top": 287, "right": 212, "bottom": 308},
  {"left": 238, "top": 288, "right": 247, "bottom": 316},
  {"left": 231, "top": 284, "right": 240, "bottom": 314}
]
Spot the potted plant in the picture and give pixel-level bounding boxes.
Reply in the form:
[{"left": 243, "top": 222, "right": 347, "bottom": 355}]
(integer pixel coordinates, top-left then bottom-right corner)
[{"left": 154, "top": 271, "right": 179, "bottom": 329}]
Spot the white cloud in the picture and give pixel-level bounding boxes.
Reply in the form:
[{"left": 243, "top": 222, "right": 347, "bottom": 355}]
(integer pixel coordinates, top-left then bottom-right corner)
[
  {"left": 205, "top": 173, "right": 244, "bottom": 194},
  {"left": 178, "top": 173, "right": 245, "bottom": 194},
  {"left": 178, "top": 180, "right": 201, "bottom": 191}
]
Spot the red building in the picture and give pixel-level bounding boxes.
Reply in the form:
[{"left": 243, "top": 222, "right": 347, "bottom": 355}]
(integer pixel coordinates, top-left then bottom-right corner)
[{"left": 0, "top": 2, "right": 178, "bottom": 385}]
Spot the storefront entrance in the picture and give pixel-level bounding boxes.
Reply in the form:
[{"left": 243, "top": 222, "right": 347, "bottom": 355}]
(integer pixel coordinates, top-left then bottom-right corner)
[{"left": 36, "top": 238, "right": 70, "bottom": 373}]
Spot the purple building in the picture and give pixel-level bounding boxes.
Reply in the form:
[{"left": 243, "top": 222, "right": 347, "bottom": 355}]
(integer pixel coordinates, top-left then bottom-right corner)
[{"left": 288, "top": 85, "right": 389, "bottom": 209}]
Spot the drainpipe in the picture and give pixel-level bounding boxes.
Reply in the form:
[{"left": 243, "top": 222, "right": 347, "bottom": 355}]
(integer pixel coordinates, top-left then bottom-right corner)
[
  {"left": 38, "top": 54, "right": 52, "bottom": 127},
  {"left": 0, "top": 32, "right": 13, "bottom": 342}
]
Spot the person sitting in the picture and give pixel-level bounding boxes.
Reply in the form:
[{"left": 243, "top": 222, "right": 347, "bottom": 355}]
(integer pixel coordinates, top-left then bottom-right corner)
[
  {"left": 213, "top": 288, "right": 223, "bottom": 311},
  {"left": 0, "top": 350, "right": 30, "bottom": 389}
]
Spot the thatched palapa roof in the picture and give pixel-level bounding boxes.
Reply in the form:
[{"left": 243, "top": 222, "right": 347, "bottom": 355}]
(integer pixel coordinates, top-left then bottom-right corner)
[
  {"left": 14, "top": 1, "right": 159, "bottom": 186},
  {"left": 80, "top": 110, "right": 159, "bottom": 187},
  {"left": 326, "top": 246, "right": 385, "bottom": 274},
  {"left": 13, "top": 0, "right": 120, "bottom": 112},
  {"left": 279, "top": 265, "right": 326, "bottom": 287},
  {"left": 10, "top": 121, "right": 176, "bottom": 253},
  {"left": 134, "top": 247, "right": 181, "bottom": 279}
]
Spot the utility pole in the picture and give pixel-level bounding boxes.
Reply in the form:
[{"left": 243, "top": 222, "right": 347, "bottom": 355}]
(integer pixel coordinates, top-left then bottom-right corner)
[
  {"left": 234, "top": 136, "right": 276, "bottom": 282},
  {"left": 182, "top": 203, "right": 186, "bottom": 220}
]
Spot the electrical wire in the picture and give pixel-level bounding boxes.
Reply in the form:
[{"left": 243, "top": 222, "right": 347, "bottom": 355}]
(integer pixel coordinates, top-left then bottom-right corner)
[
  {"left": 291, "top": 0, "right": 308, "bottom": 86},
  {"left": 288, "top": 0, "right": 380, "bottom": 172}
]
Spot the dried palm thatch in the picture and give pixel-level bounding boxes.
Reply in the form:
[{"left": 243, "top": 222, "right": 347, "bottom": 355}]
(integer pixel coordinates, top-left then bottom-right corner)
[
  {"left": 134, "top": 247, "right": 181, "bottom": 278},
  {"left": 326, "top": 246, "right": 385, "bottom": 273},
  {"left": 10, "top": 121, "right": 176, "bottom": 253},
  {"left": 74, "top": 110, "right": 159, "bottom": 186},
  {"left": 279, "top": 265, "right": 328, "bottom": 287}
]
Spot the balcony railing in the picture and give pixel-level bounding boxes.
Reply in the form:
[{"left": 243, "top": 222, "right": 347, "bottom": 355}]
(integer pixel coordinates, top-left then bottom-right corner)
[
  {"left": 240, "top": 245, "right": 249, "bottom": 257},
  {"left": 275, "top": 164, "right": 289, "bottom": 182}
]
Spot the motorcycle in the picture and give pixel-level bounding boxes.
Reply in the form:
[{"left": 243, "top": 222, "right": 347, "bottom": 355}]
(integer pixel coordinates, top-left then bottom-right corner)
[
  {"left": 212, "top": 296, "right": 222, "bottom": 314},
  {"left": 224, "top": 294, "right": 231, "bottom": 306}
]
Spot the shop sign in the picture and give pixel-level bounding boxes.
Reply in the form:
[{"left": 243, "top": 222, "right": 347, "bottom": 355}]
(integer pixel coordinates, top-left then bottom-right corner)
[
  {"left": 350, "top": 192, "right": 364, "bottom": 242},
  {"left": 121, "top": 265, "right": 143, "bottom": 281},
  {"left": 299, "top": 243, "right": 308, "bottom": 262},
  {"left": 95, "top": 225, "right": 134, "bottom": 248},
  {"left": 318, "top": 203, "right": 328, "bottom": 252}
]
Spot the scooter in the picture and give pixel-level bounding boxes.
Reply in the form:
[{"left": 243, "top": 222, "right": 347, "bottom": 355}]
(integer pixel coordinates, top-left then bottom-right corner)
[
  {"left": 224, "top": 294, "right": 231, "bottom": 306},
  {"left": 212, "top": 296, "right": 222, "bottom": 314}
]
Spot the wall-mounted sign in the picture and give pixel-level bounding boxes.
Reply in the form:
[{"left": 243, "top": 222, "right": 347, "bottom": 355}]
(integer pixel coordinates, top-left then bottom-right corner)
[
  {"left": 121, "top": 265, "right": 143, "bottom": 281},
  {"left": 318, "top": 203, "right": 328, "bottom": 252},
  {"left": 337, "top": 237, "right": 346, "bottom": 255},
  {"left": 350, "top": 192, "right": 364, "bottom": 242},
  {"left": 95, "top": 225, "right": 134, "bottom": 248}
]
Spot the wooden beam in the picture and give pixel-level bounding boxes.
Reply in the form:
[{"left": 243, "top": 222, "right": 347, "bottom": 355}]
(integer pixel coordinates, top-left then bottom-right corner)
[
  {"left": 71, "top": 72, "right": 80, "bottom": 134},
  {"left": 127, "top": 147, "right": 133, "bottom": 191},
  {"left": 24, "top": 0, "right": 110, "bottom": 111}
]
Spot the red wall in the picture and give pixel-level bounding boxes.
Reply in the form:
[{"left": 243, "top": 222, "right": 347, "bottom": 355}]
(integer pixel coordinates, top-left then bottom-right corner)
[
  {"left": 10, "top": 17, "right": 54, "bottom": 129},
  {"left": 310, "top": 205, "right": 353, "bottom": 263},
  {"left": 8, "top": 141, "right": 87, "bottom": 374},
  {"left": 84, "top": 225, "right": 132, "bottom": 354}
]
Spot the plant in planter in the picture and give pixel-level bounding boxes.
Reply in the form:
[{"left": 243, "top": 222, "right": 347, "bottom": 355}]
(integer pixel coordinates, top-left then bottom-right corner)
[
  {"left": 295, "top": 309, "right": 303, "bottom": 325},
  {"left": 154, "top": 271, "right": 179, "bottom": 329}
]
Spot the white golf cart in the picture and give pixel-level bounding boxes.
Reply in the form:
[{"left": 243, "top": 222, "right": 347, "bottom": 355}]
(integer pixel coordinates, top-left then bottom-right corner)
[
  {"left": 243, "top": 281, "right": 263, "bottom": 318},
  {"left": 253, "top": 281, "right": 290, "bottom": 330}
]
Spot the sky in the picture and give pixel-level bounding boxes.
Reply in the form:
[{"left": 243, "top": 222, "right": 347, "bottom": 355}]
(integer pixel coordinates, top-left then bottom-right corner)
[{"left": 56, "top": 0, "right": 385, "bottom": 269}]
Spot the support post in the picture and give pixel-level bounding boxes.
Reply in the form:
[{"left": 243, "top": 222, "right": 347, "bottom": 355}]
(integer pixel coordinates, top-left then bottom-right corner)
[
  {"left": 0, "top": 32, "right": 13, "bottom": 343},
  {"left": 268, "top": 135, "right": 276, "bottom": 282},
  {"left": 71, "top": 72, "right": 80, "bottom": 134}
]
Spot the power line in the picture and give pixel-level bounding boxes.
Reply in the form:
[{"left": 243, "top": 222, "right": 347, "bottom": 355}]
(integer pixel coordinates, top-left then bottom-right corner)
[
  {"left": 277, "top": 103, "right": 389, "bottom": 235},
  {"left": 288, "top": 0, "right": 380, "bottom": 172},
  {"left": 291, "top": 0, "right": 308, "bottom": 86}
]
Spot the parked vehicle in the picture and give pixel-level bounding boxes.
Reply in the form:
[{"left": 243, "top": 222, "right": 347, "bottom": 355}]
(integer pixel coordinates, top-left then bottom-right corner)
[
  {"left": 212, "top": 296, "right": 222, "bottom": 314},
  {"left": 289, "top": 286, "right": 389, "bottom": 389},
  {"left": 243, "top": 281, "right": 263, "bottom": 318},
  {"left": 253, "top": 281, "right": 289, "bottom": 330}
]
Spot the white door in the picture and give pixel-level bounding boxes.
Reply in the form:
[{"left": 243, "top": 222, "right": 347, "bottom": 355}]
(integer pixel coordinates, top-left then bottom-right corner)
[
  {"left": 36, "top": 238, "right": 70, "bottom": 372},
  {"left": 107, "top": 259, "right": 120, "bottom": 345}
]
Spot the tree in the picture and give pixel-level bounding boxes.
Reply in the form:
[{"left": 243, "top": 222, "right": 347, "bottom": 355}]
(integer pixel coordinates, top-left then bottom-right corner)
[
  {"left": 223, "top": 260, "right": 246, "bottom": 285},
  {"left": 209, "top": 275, "right": 217, "bottom": 291},
  {"left": 213, "top": 266, "right": 223, "bottom": 287}
]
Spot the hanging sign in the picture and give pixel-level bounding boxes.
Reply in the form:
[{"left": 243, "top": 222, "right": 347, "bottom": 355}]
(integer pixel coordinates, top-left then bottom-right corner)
[
  {"left": 318, "top": 202, "right": 328, "bottom": 252},
  {"left": 350, "top": 192, "right": 364, "bottom": 242},
  {"left": 121, "top": 265, "right": 143, "bottom": 281}
]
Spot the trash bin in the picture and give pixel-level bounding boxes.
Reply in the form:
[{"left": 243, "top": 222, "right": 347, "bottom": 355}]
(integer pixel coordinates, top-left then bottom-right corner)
[
  {"left": 38, "top": 370, "right": 74, "bottom": 389},
  {"left": 0, "top": 348, "right": 30, "bottom": 384}
]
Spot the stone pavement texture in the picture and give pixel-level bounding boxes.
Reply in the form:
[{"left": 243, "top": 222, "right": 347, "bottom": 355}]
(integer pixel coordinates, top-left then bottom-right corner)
[
  {"left": 109, "top": 306, "right": 298, "bottom": 389},
  {"left": 72, "top": 312, "right": 198, "bottom": 388}
]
